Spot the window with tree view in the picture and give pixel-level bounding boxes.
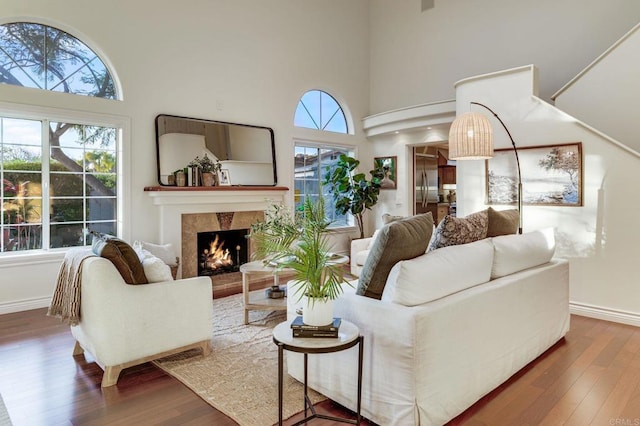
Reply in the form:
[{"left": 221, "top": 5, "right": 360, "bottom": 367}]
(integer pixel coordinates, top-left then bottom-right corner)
[
  {"left": 0, "top": 22, "right": 119, "bottom": 253},
  {"left": 294, "top": 145, "right": 354, "bottom": 228},
  {"left": 1, "top": 117, "right": 118, "bottom": 252}
]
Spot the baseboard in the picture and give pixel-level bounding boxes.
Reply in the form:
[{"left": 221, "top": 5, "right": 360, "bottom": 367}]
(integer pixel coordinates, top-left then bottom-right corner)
[
  {"left": 0, "top": 297, "right": 50, "bottom": 315},
  {"left": 570, "top": 302, "right": 640, "bottom": 327}
]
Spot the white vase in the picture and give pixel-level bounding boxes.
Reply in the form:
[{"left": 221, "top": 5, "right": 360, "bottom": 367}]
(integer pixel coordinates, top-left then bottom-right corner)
[{"left": 303, "top": 296, "right": 334, "bottom": 326}]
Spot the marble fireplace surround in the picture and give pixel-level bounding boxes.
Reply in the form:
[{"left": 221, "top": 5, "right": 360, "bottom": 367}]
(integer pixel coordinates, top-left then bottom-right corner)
[
  {"left": 145, "top": 186, "right": 288, "bottom": 278},
  {"left": 181, "top": 211, "right": 262, "bottom": 278}
]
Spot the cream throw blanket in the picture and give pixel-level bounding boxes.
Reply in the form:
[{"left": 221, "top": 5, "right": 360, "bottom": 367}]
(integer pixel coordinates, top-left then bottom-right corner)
[{"left": 47, "top": 248, "right": 95, "bottom": 326}]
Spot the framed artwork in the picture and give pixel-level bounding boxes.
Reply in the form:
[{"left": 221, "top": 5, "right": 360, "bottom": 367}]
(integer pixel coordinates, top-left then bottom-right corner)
[
  {"left": 374, "top": 156, "right": 397, "bottom": 190},
  {"left": 218, "top": 169, "right": 231, "bottom": 186},
  {"left": 486, "top": 142, "right": 583, "bottom": 206}
]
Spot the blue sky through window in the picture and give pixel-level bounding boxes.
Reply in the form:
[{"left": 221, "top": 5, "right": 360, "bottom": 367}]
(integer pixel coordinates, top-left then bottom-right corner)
[{"left": 294, "top": 90, "right": 347, "bottom": 133}]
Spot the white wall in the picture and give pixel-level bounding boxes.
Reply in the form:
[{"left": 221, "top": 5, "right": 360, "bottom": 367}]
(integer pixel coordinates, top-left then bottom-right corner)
[
  {"left": 554, "top": 23, "right": 640, "bottom": 153},
  {"left": 455, "top": 66, "right": 640, "bottom": 325},
  {"left": 369, "top": 0, "right": 640, "bottom": 114},
  {"left": 0, "top": 0, "right": 371, "bottom": 312}
]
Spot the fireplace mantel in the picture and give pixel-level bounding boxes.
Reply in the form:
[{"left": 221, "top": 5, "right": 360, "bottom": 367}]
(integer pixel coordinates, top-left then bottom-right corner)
[
  {"left": 144, "top": 186, "right": 289, "bottom": 206},
  {"left": 145, "top": 186, "right": 288, "bottom": 264}
]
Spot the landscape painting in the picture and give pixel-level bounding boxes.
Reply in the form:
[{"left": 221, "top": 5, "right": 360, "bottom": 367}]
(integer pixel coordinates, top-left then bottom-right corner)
[{"left": 486, "top": 142, "right": 582, "bottom": 206}]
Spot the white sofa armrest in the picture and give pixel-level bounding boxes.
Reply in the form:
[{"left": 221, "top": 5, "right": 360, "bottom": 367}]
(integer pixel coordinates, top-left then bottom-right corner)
[{"left": 72, "top": 256, "right": 213, "bottom": 367}]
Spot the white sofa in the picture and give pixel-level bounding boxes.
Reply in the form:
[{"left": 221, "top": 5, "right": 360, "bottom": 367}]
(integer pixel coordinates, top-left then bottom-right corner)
[
  {"left": 288, "top": 229, "right": 570, "bottom": 425},
  {"left": 71, "top": 256, "right": 214, "bottom": 387}
]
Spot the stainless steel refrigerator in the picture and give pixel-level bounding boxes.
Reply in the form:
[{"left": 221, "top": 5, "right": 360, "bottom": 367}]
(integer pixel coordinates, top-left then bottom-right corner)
[{"left": 414, "top": 147, "right": 439, "bottom": 217}]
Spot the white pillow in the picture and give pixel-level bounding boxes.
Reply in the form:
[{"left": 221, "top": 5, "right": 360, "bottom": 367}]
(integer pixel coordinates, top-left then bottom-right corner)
[
  {"left": 491, "top": 228, "right": 555, "bottom": 279},
  {"left": 133, "top": 241, "right": 178, "bottom": 266},
  {"left": 366, "top": 229, "right": 380, "bottom": 250},
  {"left": 382, "top": 238, "right": 494, "bottom": 306},
  {"left": 142, "top": 254, "right": 174, "bottom": 282}
]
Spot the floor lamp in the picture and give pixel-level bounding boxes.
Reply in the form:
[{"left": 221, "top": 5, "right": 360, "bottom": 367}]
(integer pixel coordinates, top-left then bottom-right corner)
[{"left": 448, "top": 102, "right": 523, "bottom": 234}]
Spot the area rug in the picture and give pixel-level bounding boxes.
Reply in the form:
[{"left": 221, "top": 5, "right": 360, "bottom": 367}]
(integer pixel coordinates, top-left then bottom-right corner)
[{"left": 153, "top": 293, "right": 326, "bottom": 426}]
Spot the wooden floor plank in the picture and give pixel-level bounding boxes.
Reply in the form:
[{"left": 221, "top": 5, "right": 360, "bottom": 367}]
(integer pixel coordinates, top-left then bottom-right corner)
[{"left": 2, "top": 309, "right": 640, "bottom": 425}]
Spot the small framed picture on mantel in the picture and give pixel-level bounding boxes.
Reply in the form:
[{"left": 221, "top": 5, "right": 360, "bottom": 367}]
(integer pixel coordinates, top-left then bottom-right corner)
[{"left": 218, "top": 169, "right": 231, "bottom": 186}]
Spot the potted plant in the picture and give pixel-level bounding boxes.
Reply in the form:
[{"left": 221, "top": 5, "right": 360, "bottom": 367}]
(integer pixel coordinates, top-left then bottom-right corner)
[
  {"left": 196, "top": 154, "right": 221, "bottom": 186},
  {"left": 249, "top": 197, "right": 349, "bottom": 325},
  {"left": 323, "top": 154, "right": 384, "bottom": 239}
]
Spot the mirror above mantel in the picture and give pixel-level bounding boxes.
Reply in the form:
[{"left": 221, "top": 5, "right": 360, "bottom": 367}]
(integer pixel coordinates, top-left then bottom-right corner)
[{"left": 155, "top": 114, "right": 277, "bottom": 186}]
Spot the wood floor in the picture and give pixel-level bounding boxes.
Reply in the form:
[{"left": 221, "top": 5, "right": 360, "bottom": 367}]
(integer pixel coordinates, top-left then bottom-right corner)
[{"left": 1, "top": 310, "right": 639, "bottom": 426}]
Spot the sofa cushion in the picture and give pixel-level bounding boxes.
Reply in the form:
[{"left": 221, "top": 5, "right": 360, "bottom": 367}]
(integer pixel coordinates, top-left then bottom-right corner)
[
  {"left": 134, "top": 240, "right": 178, "bottom": 266},
  {"left": 357, "top": 212, "right": 434, "bottom": 299},
  {"left": 487, "top": 207, "right": 519, "bottom": 237},
  {"left": 491, "top": 228, "right": 555, "bottom": 278},
  {"left": 92, "top": 233, "right": 148, "bottom": 284},
  {"left": 427, "top": 209, "right": 488, "bottom": 251},
  {"left": 382, "top": 238, "right": 494, "bottom": 306}
]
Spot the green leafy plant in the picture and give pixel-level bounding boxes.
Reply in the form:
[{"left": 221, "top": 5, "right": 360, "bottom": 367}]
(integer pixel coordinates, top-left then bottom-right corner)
[
  {"left": 322, "top": 154, "right": 384, "bottom": 239},
  {"left": 197, "top": 154, "right": 221, "bottom": 173},
  {"left": 249, "top": 197, "right": 349, "bottom": 302}
]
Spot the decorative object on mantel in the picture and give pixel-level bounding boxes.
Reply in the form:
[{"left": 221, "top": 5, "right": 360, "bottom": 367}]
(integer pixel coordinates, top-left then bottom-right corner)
[
  {"left": 449, "top": 101, "right": 523, "bottom": 234},
  {"left": 197, "top": 154, "right": 222, "bottom": 187}
]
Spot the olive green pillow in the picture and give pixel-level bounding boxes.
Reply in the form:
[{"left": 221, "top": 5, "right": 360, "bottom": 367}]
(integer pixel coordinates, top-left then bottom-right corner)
[
  {"left": 357, "top": 213, "right": 434, "bottom": 299},
  {"left": 487, "top": 207, "right": 519, "bottom": 237},
  {"left": 91, "top": 233, "right": 148, "bottom": 284}
]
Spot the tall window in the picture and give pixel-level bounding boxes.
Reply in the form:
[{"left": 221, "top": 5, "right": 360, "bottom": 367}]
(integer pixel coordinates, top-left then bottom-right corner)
[
  {"left": 294, "top": 90, "right": 347, "bottom": 133},
  {"left": 1, "top": 116, "right": 118, "bottom": 252},
  {"left": 294, "top": 144, "right": 354, "bottom": 228},
  {"left": 0, "top": 22, "right": 120, "bottom": 254}
]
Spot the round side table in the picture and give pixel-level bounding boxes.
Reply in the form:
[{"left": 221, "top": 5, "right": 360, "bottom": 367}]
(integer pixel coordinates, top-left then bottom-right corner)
[{"left": 272, "top": 319, "right": 363, "bottom": 425}]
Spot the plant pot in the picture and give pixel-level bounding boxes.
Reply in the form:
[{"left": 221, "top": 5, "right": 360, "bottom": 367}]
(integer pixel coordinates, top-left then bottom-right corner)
[
  {"left": 303, "top": 296, "right": 334, "bottom": 326},
  {"left": 201, "top": 171, "right": 216, "bottom": 186}
]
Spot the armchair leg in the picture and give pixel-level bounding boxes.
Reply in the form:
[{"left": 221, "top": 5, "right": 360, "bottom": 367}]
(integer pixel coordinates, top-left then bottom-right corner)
[
  {"left": 73, "top": 341, "right": 84, "bottom": 356},
  {"left": 101, "top": 366, "right": 123, "bottom": 388},
  {"left": 201, "top": 341, "right": 211, "bottom": 357}
]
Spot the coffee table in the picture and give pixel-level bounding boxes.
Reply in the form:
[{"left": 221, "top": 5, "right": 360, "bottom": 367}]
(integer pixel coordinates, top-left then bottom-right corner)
[
  {"left": 272, "top": 319, "right": 363, "bottom": 425},
  {"left": 240, "top": 260, "right": 289, "bottom": 325},
  {"left": 240, "top": 255, "right": 349, "bottom": 325}
]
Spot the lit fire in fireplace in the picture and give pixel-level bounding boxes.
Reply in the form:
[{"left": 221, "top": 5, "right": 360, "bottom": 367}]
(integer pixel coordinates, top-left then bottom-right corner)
[{"left": 202, "top": 235, "right": 233, "bottom": 271}]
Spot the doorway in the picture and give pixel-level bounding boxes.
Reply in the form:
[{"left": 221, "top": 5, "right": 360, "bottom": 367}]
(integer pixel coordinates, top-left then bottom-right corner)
[{"left": 412, "top": 144, "right": 456, "bottom": 223}]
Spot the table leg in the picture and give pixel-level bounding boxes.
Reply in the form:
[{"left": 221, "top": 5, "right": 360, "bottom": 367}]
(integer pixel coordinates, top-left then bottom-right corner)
[
  {"left": 242, "top": 272, "right": 249, "bottom": 325},
  {"left": 304, "top": 352, "right": 308, "bottom": 417},
  {"left": 357, "top": 336, "right": 363, "bottom": 425},
  {"left": 278, "top": 343, "right": 284, "bottom": 426}
]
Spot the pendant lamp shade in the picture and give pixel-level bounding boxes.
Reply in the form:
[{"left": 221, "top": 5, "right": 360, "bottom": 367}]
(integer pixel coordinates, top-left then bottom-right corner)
[{"left": 449, "top": 112, "right": 494, "bottom": 160}]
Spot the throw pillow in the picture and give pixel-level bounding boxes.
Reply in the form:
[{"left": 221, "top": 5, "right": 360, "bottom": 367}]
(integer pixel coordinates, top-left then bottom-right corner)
[
  {"left": 487, "top": 207, "right": 519, "bottom": 237},
  {"left": 357, "top": 212, "right": 434, "bottom": 299},
  {"left": 491, "top": 228, "right": 556, "bottom": 278},
  {"left": 134, "top": 240, "right": 178, "bottom": 266},
  {"left": 141, "top": 252, "right": 175, "bottom": 282},
  {"left": 427, "top": 209, "right": 488, "bottom": 251},
  {"left": 91, "top": 233, "right": 148, "bottom": 284}
]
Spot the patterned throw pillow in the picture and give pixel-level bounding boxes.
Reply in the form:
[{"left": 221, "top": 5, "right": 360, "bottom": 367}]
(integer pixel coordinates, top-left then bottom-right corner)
[
  {"left": 357, "top": 212, "right": 434, "bottom": 299},
  {"left": 487, "top": 207, "right": 519, "bottom": 237},
  {"left": 91, "top": 233, "right": 148, "bottom": 284},
  {"left": 427, "top": 209, "right": 488, "bottom": 251}
]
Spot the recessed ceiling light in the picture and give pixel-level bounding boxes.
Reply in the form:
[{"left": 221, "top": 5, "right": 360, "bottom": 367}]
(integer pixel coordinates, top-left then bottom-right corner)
[
  {"left": 394, "top": 131, "right": 400, "bottom": 134},
  {"left": 427, "top": 127, "right": 432, "bottom": 130}
]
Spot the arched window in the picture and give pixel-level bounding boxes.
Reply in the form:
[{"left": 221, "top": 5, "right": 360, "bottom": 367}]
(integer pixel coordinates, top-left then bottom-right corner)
[
  {"left": 293, "top": 90, "right": 352, "bottom": 228},
  {"left": 294, "top": 90, "right": 347, "bottom": 134},
  {"left": 0, "top": 22, "right": 121, "bottom": 254},
  {"left": 0, "top": 22, "right": 116, "bottom": 99}
]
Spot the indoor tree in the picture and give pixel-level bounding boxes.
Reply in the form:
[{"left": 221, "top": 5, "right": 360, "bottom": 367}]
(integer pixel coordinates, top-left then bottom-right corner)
[{"left": 323, "top": 154, "right": 384, "bottom": 239}]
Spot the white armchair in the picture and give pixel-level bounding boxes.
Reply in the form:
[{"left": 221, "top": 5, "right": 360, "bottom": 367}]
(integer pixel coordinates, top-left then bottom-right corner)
[
  {"left": 350, "top": 234, "right": 375, "bottom": 277},
  {"left": 71, "top": 256, "right": 213, "bottom": 387}
]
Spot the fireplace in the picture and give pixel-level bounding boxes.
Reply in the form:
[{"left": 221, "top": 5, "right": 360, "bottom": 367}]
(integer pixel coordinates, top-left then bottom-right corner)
[{"left": 197, "top": 229, "right": 249, "bottom": 276}]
